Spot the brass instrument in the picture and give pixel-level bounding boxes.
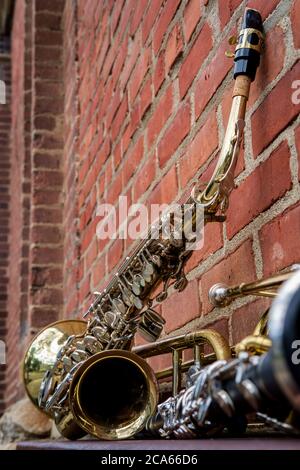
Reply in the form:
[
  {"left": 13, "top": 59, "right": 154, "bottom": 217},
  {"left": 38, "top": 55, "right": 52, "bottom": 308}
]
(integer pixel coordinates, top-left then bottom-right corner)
[
  {"left": 146, "top": 272, "right": 300, "bottom": 438},
  {"left": 23, "top": 7, "right": 263, "bottom": 441},
  {"left": 209, "top": 267, "right": 300, "bottom": 308},
  {"left": 134, "top": 329, "right": 232, "bottom": 396}
]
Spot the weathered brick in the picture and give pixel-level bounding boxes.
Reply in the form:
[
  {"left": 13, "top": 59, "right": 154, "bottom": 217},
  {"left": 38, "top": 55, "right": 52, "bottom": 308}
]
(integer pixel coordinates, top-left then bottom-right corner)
[
  {"left": 179, "top": 109, "right": 218, "bottom": 188},
  {"left": 247, "top": 0, "right": 281, "bottom": 21},
  {"left": 295, "top": 125, "right": 300, "bottom": 181},
  {"left": 251, "top": 60, "right": 300, "bottom": 157},
  {"left": 249, "top": 25, "right": 285, "bottom": 107},
  {"left": 183, "top": 0, "right": 202, "bottom": 42},
  {"left": 153, "top": 51, "right": 165, "bottom": 95},
  {"left": 142, "top": 0, "right": 163, "bottom": 45},
  {"left": 226, "top": 141, "right": 292, "bottom": 239},
  {"left": 291, "top": 0, "right": 300, "bottom": 49},
  {"left": 147, "top": 84, "right": 173, "bottom": 149},
  {"left": 162, "top": 279, "right": 201, "bottom": 332},
  {"left": 200, "top": 239, "right": 256, "bottom": 315},
  {"left": 231, "top": 298, "right": 272, "bottom": 344},
  {"left": 185, "top": 222, "right": 223, "bottom": 274},
  {"left": 158, "top": 101, "right": 190, "bottom": 167},
  {"left": 218, "top": 0, "right": 243, "bottom": 29},
  {"left": 153, "top": 0, "right": 181, "bottom": 55},
  {"left": 133, "top": 153, "right": 156, "bottom": 202},
  {"left": 260, "top": 204, "right": 300, "bottom": 276},
  {"left": 107, "top": 239, "right": 123, "bottom": 272},
  {"left": 148, "top": 165, "right": 178, "bottom": 206},
  {"left": 129, "top": 48, "right": 150, "bottom": 103},
  {"left": 165, "top": 23, "right": 183, "bottom": 72},
  {"left": 179, "top": 22, "right": 212, "bottom": 98},
  {"left": 194, "top": 34, "right": 233, "bottom": 119}
]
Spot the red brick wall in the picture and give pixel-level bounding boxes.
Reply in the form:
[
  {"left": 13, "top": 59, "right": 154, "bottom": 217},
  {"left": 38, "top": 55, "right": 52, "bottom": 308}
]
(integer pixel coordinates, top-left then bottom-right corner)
[
  {"left": 3, "top": 0, "right": 300, "bottom": 409},
  {"left": 63, "top": 0, "right": 300, "bottom": 371},
  {"left": 3, "top": 0, "right": 65, "bottom": 409},
  {"left": 0, "top": 45, "right": 11, "bottom": 414}
]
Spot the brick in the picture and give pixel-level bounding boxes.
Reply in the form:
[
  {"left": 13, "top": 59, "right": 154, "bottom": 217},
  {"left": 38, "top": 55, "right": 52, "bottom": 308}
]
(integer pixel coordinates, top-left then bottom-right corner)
[
  {"left": 162, "top": 279, "right": 201, "bottom": 332},
  {"left": 32, "top": 246, "right": 63, "bottom": 265},
  {"left": 35, "top": 12, "right": 62, "bottom": 30},
  {"left": 260, "top": 204, "right": 300, "bottom": 276},
  {"left": 31, "top": 225, "right": 62, "bottom": 244},
  {"left": 140, "top": 77, "right": 152, "bottom": 119},
  {"left": 35, "top": 97, "right": 63, "bottom": 114},
  {"left": 33, "top": 208, "right": 62, "bottom": 224},
  {"left": 32, "top": 267, "right": 63, "bottom": 287},
  {"left": 92, "top": 258, "right": 106, "bottom": 288},
  {"left": 153, "top": 0, "right": 181, "bottom": 55},
  {"left": 85, "top": 238, "right": 98, "bottom": 272},
  {"left": 291, "top": 0, "right": 300, "bottom": 49},
  {"left": 153, "top": 51, "right": 165, "bottom": 95},
  {"left": 111, "top": 0, "right": 124, "bottom": 35},
  {"left": 31, "top": 308, "right": 59, "bottom": 328},
  {"left": 142, "top": 0, "right": 163, "bottom": 44},
  {"left": 111, "top": 95, "right": 128, "bottom": 141},
  {"left": 33, "top": 170, "right": 63, "bottom": 188},
  {"left": 185, "top": 222, "right": 223, "bottom": 273},
  {"left": 79, "top": 275, "right": 91, "bottom": 305},
  {"left": 226, "top": 141, "right": 292, "bottom": 239},
  {"left": 35, "top": 46, "right": 62, "bottom": 65},
  {"left": 204, "top": 318, "right": 229, "bottom": 352},
  {"left": 123, "top": 136, "right": 144, "bottom": 183},
  {"left": 34, "top": 116, "right": 57, "bottom": 132},
  {"left": 107, "top": 169, "right": 123, "bottom": 205},
  {"left": 231, "top": 298, "right": 272, "bottom": 344},
  {"left": 107, "top": 239, "right": 123, "bottom": 272},
  {"left": 130, "top": 0, "right": 148, "bottom": 36},
  {"left": 251, "top": 60, "right": 300, "bottom": 158},
  {"left": 249, "top": 25, "right": 285, "bottom": 107},
  {"left": 179, "top": 109, "right": 218, "bottom": 188},
  {"left": 218, "top": 0, "right": 243, "bottom": 29},
  {"left": 148, "top": 165, "right": 178, "bottom": 206},
  {"left": 247, "top": 0, "right": 281, "bottom": 21},
  {"left": 158, "top": 101, "right": 190, "bottom": 168},
  {"left": 133, "top": 153, "right": 156, "bottom": 202},
  {"left": 32, "top": 288, "right": 63, "bottom": 306},
  {"left": 33, "top": 133, "right": 63, "bottom": 150},
  {"left": 295, "top": 125, "right": 300, "bottom": 181},
  {"left": 165, "top": 23, "right": 183, "bottom": 72},
  {"left": 194, "top": 34, "right": 233, "bottom": 119},
  {"left": 200, "top": 239, "right": 256, "bottom": 315},
  {"left": 179, "top": 22, "right": 212, "bottom": 98},
  {"left": 147, "top": 84, "right": 173, "bottom": 149},
  {"left": 35, "top": 30, "right": 63, "bottom": 47},
  {"left": 183, "top": 0, "right": 202, "bottom": 42},
  {"left": 35, "top": 0, "right": 65, "bottom": 12},
  {"left": 129, "top": 48, "right": 150, "bottom": 103}
]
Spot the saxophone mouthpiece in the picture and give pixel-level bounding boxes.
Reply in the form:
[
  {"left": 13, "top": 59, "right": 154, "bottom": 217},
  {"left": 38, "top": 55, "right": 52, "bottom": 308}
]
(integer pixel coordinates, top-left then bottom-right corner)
[{"left": 234, "top": 8, "right": 264, "bottom": 81}]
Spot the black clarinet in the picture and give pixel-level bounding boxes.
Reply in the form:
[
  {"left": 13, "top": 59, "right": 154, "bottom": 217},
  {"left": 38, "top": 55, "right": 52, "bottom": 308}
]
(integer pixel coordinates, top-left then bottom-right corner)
[{"left": 146, "top": 272, "right": 300, "bottom": 438}]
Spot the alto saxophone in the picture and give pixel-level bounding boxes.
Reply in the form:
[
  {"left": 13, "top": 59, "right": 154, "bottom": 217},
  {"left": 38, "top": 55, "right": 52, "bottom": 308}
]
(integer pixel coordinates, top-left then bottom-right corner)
[{"left": 23, "top": 7, "right": 263, "bottom": 440}]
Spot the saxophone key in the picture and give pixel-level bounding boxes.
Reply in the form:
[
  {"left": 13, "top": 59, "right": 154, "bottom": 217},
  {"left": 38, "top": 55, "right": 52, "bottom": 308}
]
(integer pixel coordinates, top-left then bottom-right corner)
[{"left": 83, "top": 335, "right": 103, "bottom": 354}]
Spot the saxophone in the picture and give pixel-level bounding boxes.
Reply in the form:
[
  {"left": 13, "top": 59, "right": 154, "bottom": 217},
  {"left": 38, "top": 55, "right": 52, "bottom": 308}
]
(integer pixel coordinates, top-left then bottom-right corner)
[{"left": 23, "top": 8, "right": 263, "bottom": 441}]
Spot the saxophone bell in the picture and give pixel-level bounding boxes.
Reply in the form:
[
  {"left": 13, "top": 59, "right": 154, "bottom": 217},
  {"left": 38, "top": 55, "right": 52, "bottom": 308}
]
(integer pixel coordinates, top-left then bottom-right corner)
[{"left": 68, "top": 350, "right": 158, "bottom": 440}]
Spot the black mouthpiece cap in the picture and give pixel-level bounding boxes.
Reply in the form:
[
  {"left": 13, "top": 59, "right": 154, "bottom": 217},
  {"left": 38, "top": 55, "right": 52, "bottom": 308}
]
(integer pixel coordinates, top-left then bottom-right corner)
[{"left": 234, "top": 8, "right": 263, "bottom": 81}]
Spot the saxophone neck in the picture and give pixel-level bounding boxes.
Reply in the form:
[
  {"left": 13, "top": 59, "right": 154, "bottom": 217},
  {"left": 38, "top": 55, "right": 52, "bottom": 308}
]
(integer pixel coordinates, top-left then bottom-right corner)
[{"left": 192, "top": 8, "right": 264, "bottom": 216}]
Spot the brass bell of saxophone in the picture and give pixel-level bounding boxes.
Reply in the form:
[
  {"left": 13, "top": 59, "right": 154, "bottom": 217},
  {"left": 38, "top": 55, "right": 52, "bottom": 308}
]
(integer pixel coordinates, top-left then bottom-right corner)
[
  {"left": 23, "top": 320, "right": 87, "bottom": 411},
  {"left": 68, "top": 350, "right": 158, "bottom": 440}
]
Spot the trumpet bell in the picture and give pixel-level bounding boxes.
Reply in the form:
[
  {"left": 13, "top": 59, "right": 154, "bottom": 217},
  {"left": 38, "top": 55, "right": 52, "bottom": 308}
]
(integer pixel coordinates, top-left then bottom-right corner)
[
  {"left": 23, "top": 320, "right": 87, "bottom": 410},
  {"left": 69, "top": 350, "right": 158, "bottom": 440}
]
